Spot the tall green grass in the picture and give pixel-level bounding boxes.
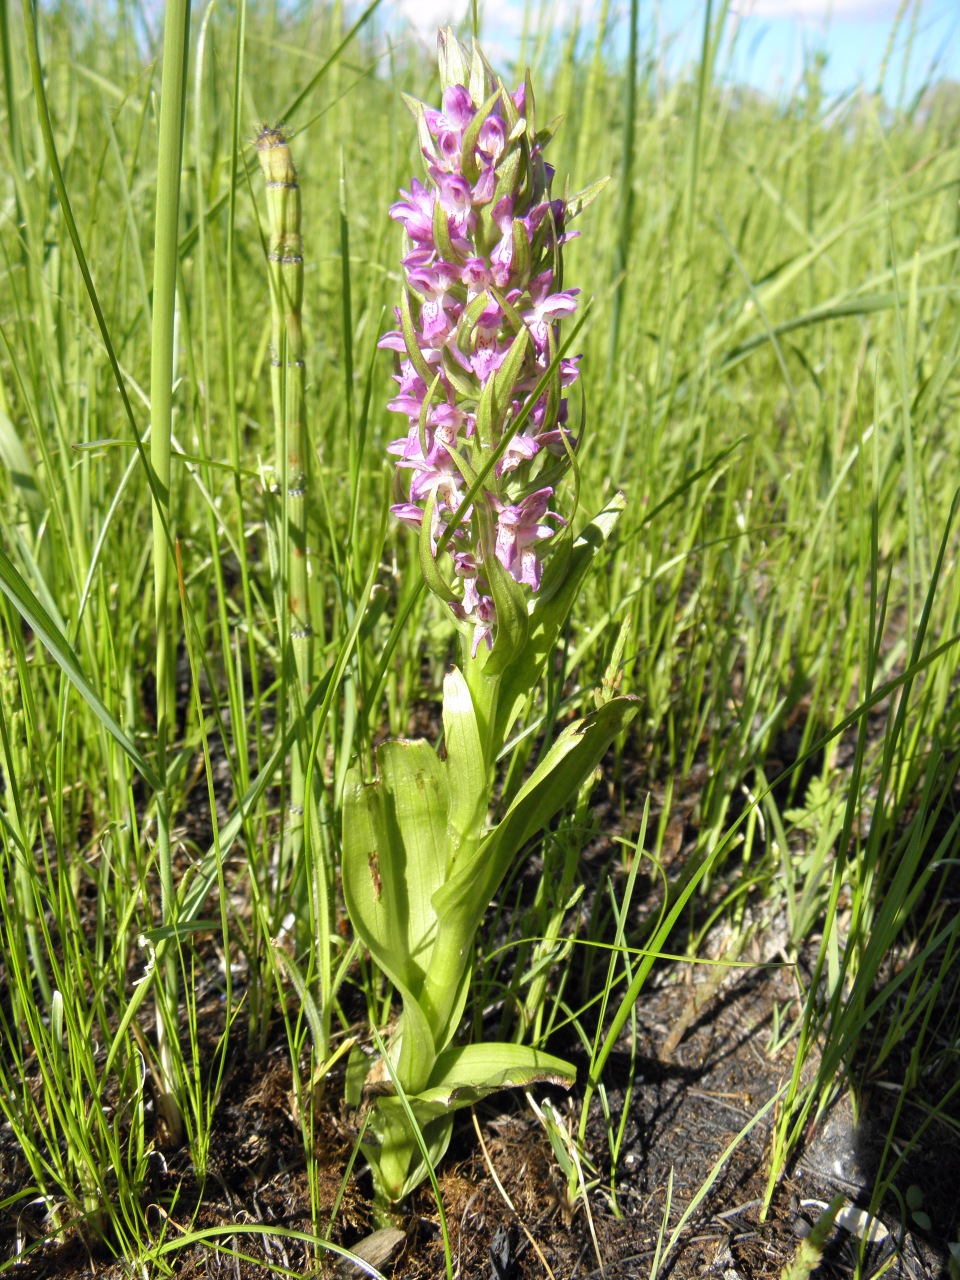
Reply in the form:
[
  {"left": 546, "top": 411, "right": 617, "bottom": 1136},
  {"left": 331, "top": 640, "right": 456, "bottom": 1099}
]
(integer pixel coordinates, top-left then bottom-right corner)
[{"left": 0, "top": 0, "right": 958, "bottom": 1267}]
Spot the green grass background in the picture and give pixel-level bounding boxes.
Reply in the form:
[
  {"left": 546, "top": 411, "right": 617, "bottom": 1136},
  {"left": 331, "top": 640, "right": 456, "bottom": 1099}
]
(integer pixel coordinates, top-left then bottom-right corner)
[{"left": 1, "top": 0, "right": 959, "bottom": 1268}]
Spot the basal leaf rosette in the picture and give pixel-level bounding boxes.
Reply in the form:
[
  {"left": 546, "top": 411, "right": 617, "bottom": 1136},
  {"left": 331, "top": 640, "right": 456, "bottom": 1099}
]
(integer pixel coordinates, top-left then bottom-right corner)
[{"left": 380, "top": 28, "right": 597, "bottom": 667}]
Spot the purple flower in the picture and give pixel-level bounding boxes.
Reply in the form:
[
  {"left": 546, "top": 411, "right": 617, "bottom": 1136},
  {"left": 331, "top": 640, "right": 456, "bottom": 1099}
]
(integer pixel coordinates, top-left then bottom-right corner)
[
  {"left": 477, "top": 114, "right": 506, "bottom": 163},
  {"left": 471, "top": 166, "right": 497, "bottom": 207},
  {"left": 496, "top": 431, "right": 540, "bottom": 477},
  {"left": 436, "top": 173, "right": 474, "bottom": 238},
  {"left": 382, "top": 30, "right": 590, "bottom": 654},
  {"left": 401, "top": 442, "right": 462, "bottom": 508},
  {"left": 451, "top": 551, "right": 495, "bottom": 655},
  {"left": 461, "top": 257, "right": 491, "bottom": 295},
  {"left": 432, "top": 402, "right": 474, "bottom": 438},
  {"left": 489, "top": 196, "right": 517, "bottom": 287},
  {"left": 520, "top": 273, "right": 580, "bottom": 352},
  {"left": 442, "top": 84, "right": 475, "bottom": 131},
  {"left": 377, "top": 329, "right": 407, "bottom": 353},
  {"left": 559, "top": 356, "right": 581, "bottom": 387},
  {"left": 492, "top": 488, "right": 564, "bottom": 590},
  {"left": 469, "top": 312, "right": 509, "bottom": 383},
  {"left": 408, "top": 262, "right": 462, "bottom": 341},
  {"left": 386, "top": 366, "right": 431, "bottom": 421},
  {"left": 389, "top": 178, "right": 436, "bottom": 245},
  {"left": 397, "top": 360, "right": 427, "bottom": 395}
]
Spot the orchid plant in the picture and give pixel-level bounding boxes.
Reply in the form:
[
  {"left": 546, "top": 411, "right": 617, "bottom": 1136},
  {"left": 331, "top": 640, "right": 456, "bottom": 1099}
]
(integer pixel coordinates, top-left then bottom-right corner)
[{"left": 341, "top": 29, "right": 638, "bottom": 1211}]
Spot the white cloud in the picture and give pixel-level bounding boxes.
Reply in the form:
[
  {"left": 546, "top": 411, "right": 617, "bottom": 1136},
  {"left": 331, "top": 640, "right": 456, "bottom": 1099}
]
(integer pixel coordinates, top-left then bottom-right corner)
[
  {"left": 392, "top": 0, "right": 466, "bottom": 39},
  {"left": 740, "top": 0, "right": 901, "bottom": 17},
  {"left": 392, "top": 0, "right": 523, "bottom": 43},
  {"left": 389, "top": 0, "right": 599, "bottom": 50}
]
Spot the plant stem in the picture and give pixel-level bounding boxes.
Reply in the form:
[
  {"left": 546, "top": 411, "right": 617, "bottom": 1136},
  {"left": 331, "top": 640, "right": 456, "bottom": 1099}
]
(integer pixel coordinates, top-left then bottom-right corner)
[
  {"left": 150, "top": 0, "right": 191, "bottom": 1146},
  {"left": 256, "top": 126, "right": 316, "bottom": 967}
]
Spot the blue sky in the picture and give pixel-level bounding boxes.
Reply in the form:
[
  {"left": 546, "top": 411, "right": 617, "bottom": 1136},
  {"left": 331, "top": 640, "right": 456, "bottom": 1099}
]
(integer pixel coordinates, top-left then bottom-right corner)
[{"left": 386, "top": 0, "right": 960, "bottom": 103}]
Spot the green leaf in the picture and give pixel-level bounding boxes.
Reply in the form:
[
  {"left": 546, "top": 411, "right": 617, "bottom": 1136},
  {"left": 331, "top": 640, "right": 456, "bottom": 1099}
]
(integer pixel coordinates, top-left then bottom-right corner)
[
  {"left": 459, "top": 89, "right": 500, "bottom": 184},
  {"left": 474, "top": 362, "right": 496, "bottom": 450},
  {"left": 492, "top": 148, "right": 521, "bottom": 214},
  {"left": 540, "top": 324, "right": 562, "bottom": 442},
  {"left": 341, "top": 740, "right": 449, "bottom": 1002},
  {"left": 401, "top": 92, "right": 437, "bottom": 171},
  {"left": 7, "top": 527, "right": 68, "bottom": 635},
  {"left": 0, "top": 411, "right": 42, "bottom": 513},
  {"left": 363, "top": 1105, "right": 454, "bottom": 1207},
  {"left": 437, "top": 26, "right": 468, "bottom": 92},
  {"left": 426, "top": 1041, "right": 575, "bottom": 1102},
  {"left": 468, "top": 42, "right": 494, "bottom": 109},
  {"left": 476, "top": 495, "right": 529, "bottom": 675},
  {"left": 399, "top": 287, "right": 433, "bottom": 386},
  {"left": 441, "top": 668, "right": 487, "bottom": 855},
  {"left": 484, "top": 696, "right": 640, "bottom": 879},
  {"left": 441, "top": 348, "right": 477, "bottom": 400},
  {"left": 423, "top": 696, "right": 640, "bottom": 1047},
  {"left": 523, "top": 68, "right": 536, "bottom": 131},
  {"left": 270, "top": 941, "right": 327, "bottom": 1064},
  {"left": 510, "top": 216, "right": 531, "bottom": 288},
  {"left": 0, "top": 542, "right": 161, "bottom": 791},
  {"left": 500, "top": 77, "right": 520, "bottom": 132},
  {"left": 378, "top": 1043, "right": 574, "bottom": 1127},
  {"left": 358, "top": 584, "right": 389, "bottom": 642},
  {"left": 492, "top": 328, "right": 530, "bottom": 427},
  {"left": 456, "top": 287, "right": 493, "bottom": 355},
  {"left": 393, "top": 991, "right": 438, "bottom": 1093},
  {"left": 565, "top": 174, "right": 611, "bottom": 220},
  {"left": 342, "top": 749, "right": 447, "bottom": 1091},
  {"left": 534, "top": 113, "right": 566, "bottom": 149},
  {"left": 494, "top": 493, "right": 626, "bottom": 745},
  {"left": 431, "top": 192, "right": 460, "bottom": 265},
  {"left": 418, "top": 489, "right": 457, "bottom": 603},
  {"left": 363, "top": 1043, "right": 572, "bottom": 1205}
]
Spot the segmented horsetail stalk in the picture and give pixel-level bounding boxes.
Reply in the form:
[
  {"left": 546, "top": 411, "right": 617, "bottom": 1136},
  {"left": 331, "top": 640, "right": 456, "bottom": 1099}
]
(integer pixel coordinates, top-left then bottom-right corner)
[{"left": 256, "top": 127, "right": 313, "bottom": 868}]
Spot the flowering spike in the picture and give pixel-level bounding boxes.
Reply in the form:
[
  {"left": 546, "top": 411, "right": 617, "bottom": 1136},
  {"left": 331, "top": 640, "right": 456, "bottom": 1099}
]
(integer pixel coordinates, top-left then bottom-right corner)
[{"left": 383, "top": 30, "right": 590, "bottom": 661}]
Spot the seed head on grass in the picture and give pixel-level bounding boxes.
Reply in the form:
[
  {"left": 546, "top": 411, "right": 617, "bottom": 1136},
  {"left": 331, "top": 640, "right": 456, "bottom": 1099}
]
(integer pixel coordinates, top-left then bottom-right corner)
[{"left": 381, "top": 29, "right": 586, "bottom": 657}]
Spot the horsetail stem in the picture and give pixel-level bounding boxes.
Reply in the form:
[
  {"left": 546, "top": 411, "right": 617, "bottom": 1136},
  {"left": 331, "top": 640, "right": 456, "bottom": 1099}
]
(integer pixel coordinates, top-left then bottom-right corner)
[{"left": 256, "top": 126, "right": 313, "bottom": 870}]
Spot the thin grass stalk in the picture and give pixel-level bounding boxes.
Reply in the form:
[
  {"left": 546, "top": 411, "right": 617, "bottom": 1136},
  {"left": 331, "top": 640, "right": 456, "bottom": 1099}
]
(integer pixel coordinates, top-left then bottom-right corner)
[
  {"left": 149, "top": 0, "right": 192, "bottom": 1146},
  {"left": 256, "top": 127, "right": 315, "bottom": 926},
  {"left": 608, "top": 0, "right": 638, "bottom": 370},
  {"left": 0, "top": 0, "right": 31, "bottom": 295},
  {"left": 0, "top": 604, "right": 52, "bottom": 1007},
  {"left": 226, "top": 0, "right": 264, "bottom": 765}
]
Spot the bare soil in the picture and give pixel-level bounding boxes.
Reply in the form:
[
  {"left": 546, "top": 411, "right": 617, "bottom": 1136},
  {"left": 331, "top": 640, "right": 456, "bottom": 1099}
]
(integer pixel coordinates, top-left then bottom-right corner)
[{"left": 2, "top": 922, "right": 957, "bottom": 1280}]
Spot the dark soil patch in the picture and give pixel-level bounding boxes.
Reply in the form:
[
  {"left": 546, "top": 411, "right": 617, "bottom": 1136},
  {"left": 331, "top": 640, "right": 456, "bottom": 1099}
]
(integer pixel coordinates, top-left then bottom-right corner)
[{"left": 2, "top": 946, "right": 957, "bottom": 1279}]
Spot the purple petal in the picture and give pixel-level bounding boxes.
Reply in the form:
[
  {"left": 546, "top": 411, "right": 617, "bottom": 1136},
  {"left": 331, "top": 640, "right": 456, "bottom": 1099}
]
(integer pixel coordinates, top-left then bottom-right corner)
[
  {"left": 461, "top": 257, "right": 491, "bottom": 292},
  {"left": 471, "top": 167, "right": 496, "bottom": 206},
  {"left": 391, "top": 502, "right": 424, "bottom": 530},
  {"left": 477, "top": 114, "right": 506, "bottom": 161},
  {"left": 496, "top": 433, "right": 539, "bottom": 476},
  {"left": 442, "top": 84, "right": 475, "bottom": 129}
]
